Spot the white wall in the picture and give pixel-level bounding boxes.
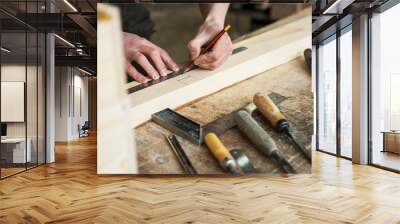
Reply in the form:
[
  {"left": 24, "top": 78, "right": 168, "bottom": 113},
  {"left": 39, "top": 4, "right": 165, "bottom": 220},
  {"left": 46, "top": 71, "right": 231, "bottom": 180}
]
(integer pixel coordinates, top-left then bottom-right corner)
[
  {"left": 1, "top": 70, "right": 25, "bottom": 124},
  {"left": 1, "top": 64, "right": 46, "bottom": 164},
  {"left": 55, "top": 66, "right": 70, "bottom": 141},
  {"left": 1, "top": 65, "right": 39, "bottom": 138},
  {"left": 54, "top": 67, "right": 89, "bottom": 141},
  {"left": 1, "top": 65, "right": 27, "bottom": 140},
  {"left": 71, "top": 73, "right": 89, "bottom": 138}
]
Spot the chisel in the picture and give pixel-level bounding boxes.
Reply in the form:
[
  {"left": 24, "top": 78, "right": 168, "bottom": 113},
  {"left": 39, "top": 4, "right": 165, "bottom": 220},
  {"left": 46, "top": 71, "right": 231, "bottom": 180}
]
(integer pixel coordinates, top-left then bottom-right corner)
[
  {"left": 235, "top": 110, "right": 296, "bottom": 174},
  {"left": 253, "top": 93, "right": 311, "bottom": 162},
  {"left": 204, "top": 132, "right": 241, "bottom": 174}
]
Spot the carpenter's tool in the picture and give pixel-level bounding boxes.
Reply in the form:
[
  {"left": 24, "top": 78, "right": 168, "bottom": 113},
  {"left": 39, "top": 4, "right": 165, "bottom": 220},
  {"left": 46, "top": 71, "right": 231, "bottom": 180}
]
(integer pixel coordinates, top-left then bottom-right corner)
[
  {"left": 253, "top": 93, "right": 311, "bottom": 162},
  {"left": 229, "top": 148, "right": 256, "bottom": 173},
  {"left": 152, "top": 92, "right": 293, "bottom": 173},
  {"left": 183, "top": 25, "right": 231, "bottom": 73},
  {"left": 127, "top": 46, "right": 248, "bottom": 94},
  {"left": 156, "top": 103, "right": 295, "bottom": 174},
  {"left": 204, "top": 133, "right": 241, "bottom": 174},
  {"left": 165, "top": 134, "right": 197, "bottom": 175},
  {"left": 152, "top": 92, "right": 287, "bottom": 145},
  {"left": 235, "top": 109, "right": 296, "bottom": 174}
]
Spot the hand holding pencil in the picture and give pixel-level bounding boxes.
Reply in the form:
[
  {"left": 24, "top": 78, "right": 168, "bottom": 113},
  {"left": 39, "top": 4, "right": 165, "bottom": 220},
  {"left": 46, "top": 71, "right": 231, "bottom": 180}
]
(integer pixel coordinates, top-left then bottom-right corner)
[
  {"left": 187, "top": 23, "right": 233, "bottom": 71},
  {"left": 123, "top": 3, "right": 232, "bottom": 84}
]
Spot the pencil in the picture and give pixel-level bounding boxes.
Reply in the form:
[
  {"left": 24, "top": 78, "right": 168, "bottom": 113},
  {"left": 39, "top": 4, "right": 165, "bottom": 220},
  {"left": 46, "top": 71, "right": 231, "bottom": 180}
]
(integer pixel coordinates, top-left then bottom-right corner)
[{"left": 184, "top": 24, "right": 231, "bottom": 73}]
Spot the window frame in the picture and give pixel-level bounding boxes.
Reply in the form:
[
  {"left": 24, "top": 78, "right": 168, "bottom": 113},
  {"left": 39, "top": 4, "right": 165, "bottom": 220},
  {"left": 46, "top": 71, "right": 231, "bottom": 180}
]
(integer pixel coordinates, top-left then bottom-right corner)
[
  {"left": 315, "top": 0, "right": 400, "bottom": 173},
  {"left": 315, "top": 23, "right": 352, "bottom": 160},
  {"left": 0, "top": 0, "right": 48, "bottom": 180}
]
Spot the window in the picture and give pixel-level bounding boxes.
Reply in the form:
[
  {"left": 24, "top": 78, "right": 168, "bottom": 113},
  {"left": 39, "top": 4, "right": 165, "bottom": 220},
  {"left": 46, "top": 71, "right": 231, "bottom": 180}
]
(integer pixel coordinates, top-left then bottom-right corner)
[
  {"left": 370, "top": 2, "right": 400, "bottom": 171},
  {"left": 391, "top": 75, "right": 400, "bottom": 130},
  {"left": 317, "top": 36, "right": 337, "bottom": 154},
  {"left": 339, "top": 28, "right": 352, "bottom": 158},
  {"left": 0, "top": 1, "right": 47, "bottom": 179},
  {"left": 317, "top": 26, "right": 353, "bottom": 159}
]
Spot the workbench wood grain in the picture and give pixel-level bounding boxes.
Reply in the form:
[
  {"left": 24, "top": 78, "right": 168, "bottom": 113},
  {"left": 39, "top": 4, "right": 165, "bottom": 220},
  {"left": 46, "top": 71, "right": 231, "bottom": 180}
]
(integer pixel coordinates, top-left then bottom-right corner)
[
  {"left": 136, "top": 57, "right": 312, "bottom": 174},
  {"left": 97, "top": 5, "right": 311, "bottom": 174}
]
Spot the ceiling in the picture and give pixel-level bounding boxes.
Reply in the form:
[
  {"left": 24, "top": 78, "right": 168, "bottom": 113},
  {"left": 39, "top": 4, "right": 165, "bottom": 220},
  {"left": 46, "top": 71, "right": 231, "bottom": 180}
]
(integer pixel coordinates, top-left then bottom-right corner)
[
  {"left": 311, "top": 0, "right": 393, "bottom": 44},
  {"left": 0, "top": 0, "right": 97, "bottom": 73},
  {"left": 2, "top": 0, "right": 395, "bottom": 73}
]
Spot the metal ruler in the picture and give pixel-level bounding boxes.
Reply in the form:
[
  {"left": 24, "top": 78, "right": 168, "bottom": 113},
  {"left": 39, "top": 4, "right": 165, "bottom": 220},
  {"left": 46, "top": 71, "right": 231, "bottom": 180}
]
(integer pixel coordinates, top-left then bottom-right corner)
[{"left": 127, "top": 46, "right": 248, "bottom": 94}]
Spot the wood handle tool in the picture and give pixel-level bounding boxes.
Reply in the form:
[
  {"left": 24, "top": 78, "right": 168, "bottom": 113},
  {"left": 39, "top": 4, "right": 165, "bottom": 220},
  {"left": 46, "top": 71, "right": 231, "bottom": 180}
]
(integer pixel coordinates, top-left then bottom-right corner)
[
  {"left": 235, "top": 110, "right": 296, "bottom": 174},
  {"left": 166, "top": 134, "right": 197, "bottom": 175},
  {"left": 253, "top": 93, "right": 311, "bottom": 162},
  {"left": 204, "top": 132, "right": 241, "bottom": 174}
]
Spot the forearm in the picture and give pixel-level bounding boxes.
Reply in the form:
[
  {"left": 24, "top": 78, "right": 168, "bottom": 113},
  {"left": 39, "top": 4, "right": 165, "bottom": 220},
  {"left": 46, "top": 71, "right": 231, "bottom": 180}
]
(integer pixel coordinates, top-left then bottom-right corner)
[
  {"left": 199, "top": 3, "right": 229, "bottom": 28},
  {"left": 188, "top": 3, "right": 232, "bottom": 70}
]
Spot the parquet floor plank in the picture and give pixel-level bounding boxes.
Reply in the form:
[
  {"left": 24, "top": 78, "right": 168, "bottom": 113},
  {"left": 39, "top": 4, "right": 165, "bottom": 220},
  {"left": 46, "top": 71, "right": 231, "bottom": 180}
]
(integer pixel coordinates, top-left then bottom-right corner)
[{"left": 0, "top": 135, "right": 399, "bottom": 223}]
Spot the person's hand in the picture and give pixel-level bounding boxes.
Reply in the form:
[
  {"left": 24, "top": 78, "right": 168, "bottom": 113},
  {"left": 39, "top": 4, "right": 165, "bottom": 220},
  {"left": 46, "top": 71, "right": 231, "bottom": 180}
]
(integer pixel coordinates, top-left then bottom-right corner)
[
  {"left": 187, "top": 19, "right": 233, "bottom": 70},
  {"left": 123, "top": 32, "right": 179, "bottom": 83}
]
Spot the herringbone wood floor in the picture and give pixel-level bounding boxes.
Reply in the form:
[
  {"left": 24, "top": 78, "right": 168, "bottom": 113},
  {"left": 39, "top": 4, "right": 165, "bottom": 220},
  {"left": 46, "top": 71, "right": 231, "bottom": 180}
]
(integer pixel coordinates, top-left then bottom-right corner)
[{"left": 0, "top": 134, "right": 399, "bottom": 224}]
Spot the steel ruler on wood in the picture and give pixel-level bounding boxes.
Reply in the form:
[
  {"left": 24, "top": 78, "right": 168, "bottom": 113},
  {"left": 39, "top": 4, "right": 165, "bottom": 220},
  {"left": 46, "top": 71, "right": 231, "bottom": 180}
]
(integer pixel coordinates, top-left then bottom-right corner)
[{"left": 126, "top": 46, "right": 248, "bottom": 94}]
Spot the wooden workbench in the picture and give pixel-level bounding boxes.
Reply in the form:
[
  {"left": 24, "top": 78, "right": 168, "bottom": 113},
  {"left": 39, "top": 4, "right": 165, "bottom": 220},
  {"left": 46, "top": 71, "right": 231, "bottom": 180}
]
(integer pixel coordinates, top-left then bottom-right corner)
[
  {"left": 135, "top": 56, "right": 312, "bottom": 174},
  {"left": 97, "top": 5, "right": 311, "bottom": 174}
]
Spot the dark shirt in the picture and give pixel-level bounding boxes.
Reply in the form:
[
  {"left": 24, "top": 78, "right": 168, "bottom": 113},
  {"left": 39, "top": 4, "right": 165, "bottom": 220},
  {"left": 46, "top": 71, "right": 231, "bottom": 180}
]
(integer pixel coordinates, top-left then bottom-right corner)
[{"left": 116, "top": 4, "right": 154, "bottom": 39}]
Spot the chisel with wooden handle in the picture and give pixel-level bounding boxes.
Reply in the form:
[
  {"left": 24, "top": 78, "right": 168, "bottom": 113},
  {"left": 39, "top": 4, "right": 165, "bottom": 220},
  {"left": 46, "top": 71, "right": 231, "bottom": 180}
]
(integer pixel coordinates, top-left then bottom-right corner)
[
  {"left": 253, "top": 93, "right": 311, "bottom": 162},
  {"left": 204, "top": 132, "right": 241, "bottom": 174},
  {"left": 235, "top": 110, "right": 296, "bottom": 174}
]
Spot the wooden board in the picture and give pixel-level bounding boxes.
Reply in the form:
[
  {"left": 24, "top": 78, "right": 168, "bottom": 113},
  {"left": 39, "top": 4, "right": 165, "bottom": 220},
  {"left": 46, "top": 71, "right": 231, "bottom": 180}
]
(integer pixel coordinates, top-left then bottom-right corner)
[
  {"left": 97, "top": 4, "right": 137, "bottom": 174},
  {"left": 126, "top": 8, "right": 311, "bottom": 128},
  {"left": 136, "top": 57, "right": 312, "bottom": 174}
]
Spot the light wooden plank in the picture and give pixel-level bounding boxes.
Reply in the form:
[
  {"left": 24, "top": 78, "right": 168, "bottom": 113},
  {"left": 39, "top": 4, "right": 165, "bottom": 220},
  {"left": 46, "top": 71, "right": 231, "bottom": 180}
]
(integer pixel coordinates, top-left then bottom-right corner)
[{"left": 97, "top": 3, "right": 137, "bottom": 174}]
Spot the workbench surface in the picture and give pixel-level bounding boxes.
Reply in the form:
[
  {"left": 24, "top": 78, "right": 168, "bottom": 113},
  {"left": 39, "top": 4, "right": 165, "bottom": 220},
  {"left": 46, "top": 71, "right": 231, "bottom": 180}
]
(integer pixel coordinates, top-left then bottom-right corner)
[{"left": 135, "top": 57, "right": 313, "bottom": 174}]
